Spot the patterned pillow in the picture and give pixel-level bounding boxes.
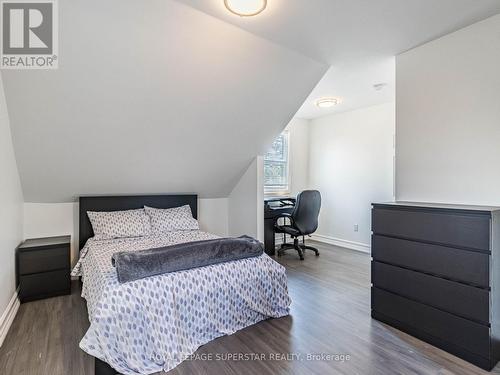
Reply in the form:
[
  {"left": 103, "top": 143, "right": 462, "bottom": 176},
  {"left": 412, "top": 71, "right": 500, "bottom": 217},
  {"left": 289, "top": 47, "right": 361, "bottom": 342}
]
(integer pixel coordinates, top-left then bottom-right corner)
[
  {"left": 87, "top": 209, "right": 152, "bottom": 239},
  {"left": 144, "top": 205, "right": 199, "bottom": 233}
]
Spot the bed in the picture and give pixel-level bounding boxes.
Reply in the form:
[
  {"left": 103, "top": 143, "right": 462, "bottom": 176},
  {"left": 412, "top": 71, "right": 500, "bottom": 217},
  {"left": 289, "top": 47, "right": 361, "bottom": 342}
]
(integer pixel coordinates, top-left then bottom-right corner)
[{"left": 74, "top": 195, "right": 291, "bottom": 375}]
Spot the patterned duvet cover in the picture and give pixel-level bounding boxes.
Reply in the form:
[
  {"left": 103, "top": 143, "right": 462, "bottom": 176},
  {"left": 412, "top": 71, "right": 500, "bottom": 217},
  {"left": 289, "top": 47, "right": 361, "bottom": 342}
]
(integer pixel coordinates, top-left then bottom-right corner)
[{"left": 72, "top": 231, "right": 291, "bottom": 374}]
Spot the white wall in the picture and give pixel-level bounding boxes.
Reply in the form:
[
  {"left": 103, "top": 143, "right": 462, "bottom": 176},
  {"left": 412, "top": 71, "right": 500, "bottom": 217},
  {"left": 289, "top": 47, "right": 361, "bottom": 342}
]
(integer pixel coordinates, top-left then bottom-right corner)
[
  {"left": 228, "top": 157, "right": 264, "bottom": 241},
  {"left": 396, "top": 14, "right": 500, "bottom": 205},
  {"left": 308, "top": 103, "right": 395, "bottom": 249},
  {"left": 0, "top": 73, "right": 23, "bottom": 345},
  {"left": 24, "top": 203, "right": 79, "bottom": 266},
  {"left": 24, "top": 198, "right": 229, "bottom": 267},
  {"left": 197, "top": 198, "right": 229, "bottom": 237},
  {"left": 286, "top": 118, "right": 310, "bottom": 196}
]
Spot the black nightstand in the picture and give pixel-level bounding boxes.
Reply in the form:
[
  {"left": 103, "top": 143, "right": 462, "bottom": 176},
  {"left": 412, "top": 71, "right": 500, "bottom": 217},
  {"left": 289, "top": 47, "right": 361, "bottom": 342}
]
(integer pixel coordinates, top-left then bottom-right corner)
[{"left": 16, "top": 236, "right": 71, "bottom": 303}]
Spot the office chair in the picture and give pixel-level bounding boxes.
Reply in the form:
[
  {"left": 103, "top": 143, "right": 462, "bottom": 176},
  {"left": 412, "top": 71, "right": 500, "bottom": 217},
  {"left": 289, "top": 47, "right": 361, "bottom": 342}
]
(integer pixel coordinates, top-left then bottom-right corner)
[{"left": 274, "top": 190, "right": 321, "bottom": 260}]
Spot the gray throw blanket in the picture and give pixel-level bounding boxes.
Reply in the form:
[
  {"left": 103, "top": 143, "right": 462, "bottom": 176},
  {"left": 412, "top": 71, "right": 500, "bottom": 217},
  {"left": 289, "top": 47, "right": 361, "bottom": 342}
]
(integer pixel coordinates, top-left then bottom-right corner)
[{"left": 112, "top": 235, "right": 264, "bottom": 283}]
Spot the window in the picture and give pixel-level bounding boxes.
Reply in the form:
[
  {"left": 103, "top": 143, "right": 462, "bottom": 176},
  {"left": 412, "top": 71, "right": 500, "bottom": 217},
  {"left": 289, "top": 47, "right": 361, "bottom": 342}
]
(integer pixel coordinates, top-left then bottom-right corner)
[{"left": 264, "top": 131, "right": 290, "bottom": 194}]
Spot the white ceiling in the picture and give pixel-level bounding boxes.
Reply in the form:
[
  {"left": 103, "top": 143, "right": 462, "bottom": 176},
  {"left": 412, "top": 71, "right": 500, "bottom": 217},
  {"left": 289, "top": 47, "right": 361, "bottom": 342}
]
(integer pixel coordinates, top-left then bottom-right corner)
[
  {"left": 2, "top": 0, "right": 327, "bottom": 202},
  {"left": 176, "top": 0, "right": 500, "bottom": 118},
  {"left": 4, "top": 0, "right": 500, "bottom": 202},
  {"left": 296, "top": 57, "right": 395, "bottom": 119},
  {"left": 176, "top": 0, "right": 500, "bottom": 63}
]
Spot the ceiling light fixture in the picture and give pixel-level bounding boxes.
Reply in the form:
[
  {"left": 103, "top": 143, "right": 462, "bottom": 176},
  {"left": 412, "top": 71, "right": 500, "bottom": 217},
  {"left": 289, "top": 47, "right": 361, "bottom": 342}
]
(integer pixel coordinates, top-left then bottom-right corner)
[
  {"left": 224, "top": 0, "right": 267, "bottom": 17},
  {"left": 315, "top": 97, "right": 341, "bottom": 108}
]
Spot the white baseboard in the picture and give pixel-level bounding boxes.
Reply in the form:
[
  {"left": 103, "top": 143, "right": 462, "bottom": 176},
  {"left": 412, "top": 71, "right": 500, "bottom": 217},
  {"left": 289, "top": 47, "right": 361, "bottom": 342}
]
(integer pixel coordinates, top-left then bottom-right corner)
[
  {"left": 0, "top": 290, "right": 20, "bottom": 347},
  {"left": 311, "top": 234, "right": 371, "bottom": 254}
]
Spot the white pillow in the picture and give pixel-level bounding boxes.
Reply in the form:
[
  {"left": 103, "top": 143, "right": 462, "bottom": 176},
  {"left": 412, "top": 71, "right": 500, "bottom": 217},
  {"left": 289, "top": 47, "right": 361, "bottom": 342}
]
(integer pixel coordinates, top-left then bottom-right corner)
[
  {"left": 144, "top": 205, "right": 199, "bottom": 233},
  {"left": 87, "top": 209, "right": 151, "bottom": 239}
]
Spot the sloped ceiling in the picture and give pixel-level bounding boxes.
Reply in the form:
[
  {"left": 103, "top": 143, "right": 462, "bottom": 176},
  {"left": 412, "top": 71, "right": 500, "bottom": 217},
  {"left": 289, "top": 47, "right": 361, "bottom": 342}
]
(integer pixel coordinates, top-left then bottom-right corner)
[
  {"left": 296, "top": 58, "right": 396, "bottom": 119},
  {"left": 2, "top": 0, "right": 327, "bottom": 202},
  {"left": 176, "top": 0, "right": 500, "bottom": 119},
  {"left": 176, "top": 0, "right": 500, "bottom": 64}
]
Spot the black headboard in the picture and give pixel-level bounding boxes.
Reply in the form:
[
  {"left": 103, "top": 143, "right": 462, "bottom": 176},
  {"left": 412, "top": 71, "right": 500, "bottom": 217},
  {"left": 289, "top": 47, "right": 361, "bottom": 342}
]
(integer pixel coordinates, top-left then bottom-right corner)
[{"left": 79, "top": 194, "right": 198, "bottom": 250}]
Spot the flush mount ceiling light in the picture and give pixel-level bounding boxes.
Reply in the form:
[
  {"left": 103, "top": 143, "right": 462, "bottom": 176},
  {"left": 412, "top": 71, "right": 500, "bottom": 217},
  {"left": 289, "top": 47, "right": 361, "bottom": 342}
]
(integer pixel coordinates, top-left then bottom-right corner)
[
  {"left": 224, "top": 0, "right": 267, "bottom": 17},
  {"left": 315, "top": 97, "right": 341, "bottom": 108}
]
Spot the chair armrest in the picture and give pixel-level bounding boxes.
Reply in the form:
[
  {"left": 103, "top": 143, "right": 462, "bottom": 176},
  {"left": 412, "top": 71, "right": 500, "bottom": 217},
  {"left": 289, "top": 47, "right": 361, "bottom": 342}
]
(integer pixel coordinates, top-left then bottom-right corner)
[{"left": 274, "top": 212, "right": 294, "bottom": 226}]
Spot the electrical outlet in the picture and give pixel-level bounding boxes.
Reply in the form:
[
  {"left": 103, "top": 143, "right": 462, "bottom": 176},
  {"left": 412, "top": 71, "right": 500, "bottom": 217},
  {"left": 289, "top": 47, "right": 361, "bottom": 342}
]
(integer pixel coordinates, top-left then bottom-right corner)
[{"left": 354, "top": 224, "right": 359, "bottom": 232}]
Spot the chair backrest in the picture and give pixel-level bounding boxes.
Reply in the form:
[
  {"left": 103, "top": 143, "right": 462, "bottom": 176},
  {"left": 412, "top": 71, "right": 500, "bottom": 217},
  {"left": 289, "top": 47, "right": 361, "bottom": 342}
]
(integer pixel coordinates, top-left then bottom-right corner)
[{"left": 292, "top": 190, "right": 321, "bottom": 235}]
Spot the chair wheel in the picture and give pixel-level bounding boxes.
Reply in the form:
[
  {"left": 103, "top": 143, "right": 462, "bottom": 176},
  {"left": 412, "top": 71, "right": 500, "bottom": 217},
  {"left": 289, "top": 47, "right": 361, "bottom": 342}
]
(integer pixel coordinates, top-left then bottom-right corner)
[
  {"left": 300, "top": 256, "right": 304, "bottom": 261},
  {"left": 315, "top": 253, "right": 320, "bottom": 257}
]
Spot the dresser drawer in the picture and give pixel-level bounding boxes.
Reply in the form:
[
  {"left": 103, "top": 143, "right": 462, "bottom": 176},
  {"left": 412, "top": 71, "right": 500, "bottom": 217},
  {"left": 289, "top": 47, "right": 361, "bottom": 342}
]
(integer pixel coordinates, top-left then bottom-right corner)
[
  {"left": 372, "top": 208, "right": 491, "bottom": 251},
  {"left": 371, "top": 288, "right": 490, "bottom": 357},
  {"left": 372, "top": 235, "right": 489, "bottom": 287},
  {"left": 19, "top": 269, "right": 70, "bottom": 302},
  {"left": 18, "top": 245, "right": 70, "bottom": 275},
  {"left": 372, "top": 262, "right": 489, "bottom": 324}
]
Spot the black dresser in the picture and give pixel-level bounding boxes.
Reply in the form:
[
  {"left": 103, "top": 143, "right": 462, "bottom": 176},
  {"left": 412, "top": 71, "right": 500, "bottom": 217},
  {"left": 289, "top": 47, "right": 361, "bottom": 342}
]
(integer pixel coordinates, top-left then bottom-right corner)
[
  {"left": 16, "top": 236, "right": 71, "bottom": 303},
  {"left": 371, "top": 202, "right": 500, "bottom": 370}
]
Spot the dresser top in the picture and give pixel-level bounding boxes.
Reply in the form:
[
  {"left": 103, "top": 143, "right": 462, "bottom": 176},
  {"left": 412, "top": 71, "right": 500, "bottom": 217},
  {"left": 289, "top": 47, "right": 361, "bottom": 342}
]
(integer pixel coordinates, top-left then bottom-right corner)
[
  {"left": 373, "top": 201, "right": 500, "bottom": 213},
  {"left": 19, "top": 235, "right": 71, "bottom": 250}
]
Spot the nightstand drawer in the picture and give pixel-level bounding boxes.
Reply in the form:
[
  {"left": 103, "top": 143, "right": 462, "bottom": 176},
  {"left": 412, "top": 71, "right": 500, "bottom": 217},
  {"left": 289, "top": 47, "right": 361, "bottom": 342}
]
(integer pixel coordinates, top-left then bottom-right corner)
[
  {"left": 19, "top": 269, "right": 70, "bottom": 302},
  {"left": 18, "top": 246, "right": 69, "bottom": 275}
]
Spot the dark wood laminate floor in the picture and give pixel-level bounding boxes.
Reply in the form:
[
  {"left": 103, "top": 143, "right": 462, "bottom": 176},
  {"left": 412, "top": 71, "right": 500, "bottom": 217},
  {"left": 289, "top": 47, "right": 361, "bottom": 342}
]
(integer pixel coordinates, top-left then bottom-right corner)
[{"left": 1, "top": 241, "right": 499, "bottom": 375}]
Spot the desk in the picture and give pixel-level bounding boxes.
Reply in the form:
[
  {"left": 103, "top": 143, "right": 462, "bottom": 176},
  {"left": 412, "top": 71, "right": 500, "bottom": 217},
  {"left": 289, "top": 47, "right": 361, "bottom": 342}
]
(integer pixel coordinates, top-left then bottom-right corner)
[{"left": 264, "top": 197, "right": 296, "bottom": 255}]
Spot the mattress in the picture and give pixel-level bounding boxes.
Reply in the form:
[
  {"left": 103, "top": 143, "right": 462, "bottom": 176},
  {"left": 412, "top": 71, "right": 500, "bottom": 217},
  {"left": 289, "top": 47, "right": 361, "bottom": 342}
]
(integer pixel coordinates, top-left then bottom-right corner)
[{"left": 72, "top": 231, "right": 291, "bottom": 375}]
